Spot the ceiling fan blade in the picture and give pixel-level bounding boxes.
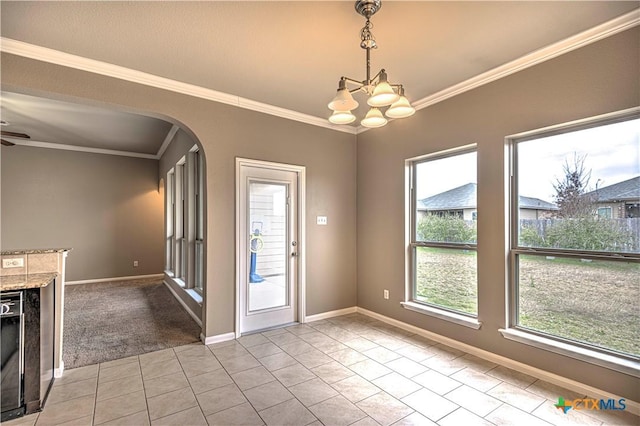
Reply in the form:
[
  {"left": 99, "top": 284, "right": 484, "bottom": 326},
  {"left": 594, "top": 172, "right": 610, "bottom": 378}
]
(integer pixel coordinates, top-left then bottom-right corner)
[
  {"left": 0, "top": 130, "right": 31, "bottom": 139},
  {"left": 1, "top": 138, "right": 16, "bottom": 146}
]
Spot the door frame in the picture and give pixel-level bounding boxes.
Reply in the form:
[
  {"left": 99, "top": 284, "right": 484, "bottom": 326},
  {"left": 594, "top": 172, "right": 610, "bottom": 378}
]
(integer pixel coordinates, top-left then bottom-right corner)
[{"left": 235, "top": 158, "right": 306, "bottom": 337}]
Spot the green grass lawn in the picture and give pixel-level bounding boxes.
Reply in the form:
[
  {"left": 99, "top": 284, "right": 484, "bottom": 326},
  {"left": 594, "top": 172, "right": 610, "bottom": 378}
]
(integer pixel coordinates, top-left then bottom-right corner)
[
  {"left": 518, "top": 255, "right": 639, "bottom": 356},
  {"left": 415, "top": 248, "right": 639, "bottom": 356},
  {"left": 415, "top": 247, "right": 477, "bottom": 315}
]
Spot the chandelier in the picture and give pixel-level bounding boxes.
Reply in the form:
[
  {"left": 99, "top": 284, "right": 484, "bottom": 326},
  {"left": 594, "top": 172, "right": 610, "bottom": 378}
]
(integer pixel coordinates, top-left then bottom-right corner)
[{"left": 328, "top": 0, "right": 415, "bottom": 128}]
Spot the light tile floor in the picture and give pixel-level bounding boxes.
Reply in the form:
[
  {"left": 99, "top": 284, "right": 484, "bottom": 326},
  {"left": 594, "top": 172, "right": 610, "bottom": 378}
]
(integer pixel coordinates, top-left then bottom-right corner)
[{"left": 6, "top": 314, "right": 639, "bottom": 426}]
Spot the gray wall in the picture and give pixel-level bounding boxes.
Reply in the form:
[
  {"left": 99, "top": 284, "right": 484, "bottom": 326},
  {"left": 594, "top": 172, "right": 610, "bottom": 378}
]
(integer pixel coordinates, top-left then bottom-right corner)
[
  {"left": 0, "top": 53, "right": 359, "bottom": 339},
  {"left": 356, "top": 28, "right": 639, "bottom": 400},
  {"left": 1, "top": 146, "right": 164, "bottom": 281}
]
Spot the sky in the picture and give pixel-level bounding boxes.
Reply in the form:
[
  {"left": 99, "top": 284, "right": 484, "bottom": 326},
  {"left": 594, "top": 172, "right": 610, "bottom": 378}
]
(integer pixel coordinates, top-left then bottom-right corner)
[
  {"left": 518, "top": 118, "right": 639, "bottom": 201},
  {"left": 416, "top": 118, "right": 639, "bottom": 203}
]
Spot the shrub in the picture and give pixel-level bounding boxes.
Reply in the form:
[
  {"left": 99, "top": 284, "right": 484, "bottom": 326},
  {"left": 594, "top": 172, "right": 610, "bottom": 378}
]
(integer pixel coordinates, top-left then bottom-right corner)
[
  {"left": 546, "top": 217, "right": 633, "bottom": 251},
  {"left": 417, "top": 214, "right": 476, "bottom": 243},
  {"left": 520, "top": 224, "right": 547, "bottom": 247}
]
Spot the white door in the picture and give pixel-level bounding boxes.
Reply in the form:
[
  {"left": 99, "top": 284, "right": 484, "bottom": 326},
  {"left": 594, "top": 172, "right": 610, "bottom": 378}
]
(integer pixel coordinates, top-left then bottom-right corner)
[{"left": 238, "top": 162, "right": 299, "bottom": 334}]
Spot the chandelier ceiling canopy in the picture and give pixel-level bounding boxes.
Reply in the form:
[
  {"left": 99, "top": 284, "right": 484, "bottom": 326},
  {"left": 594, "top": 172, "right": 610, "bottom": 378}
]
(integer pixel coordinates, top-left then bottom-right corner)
[{"left": 328, "top": 0, "right": 415, "bottom": 128}]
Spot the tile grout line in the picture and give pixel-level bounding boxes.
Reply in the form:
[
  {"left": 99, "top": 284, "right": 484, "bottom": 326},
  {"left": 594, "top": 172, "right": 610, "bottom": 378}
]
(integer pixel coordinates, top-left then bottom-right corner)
[
  {"left": 204, "top": 342, "right": 266, "bottom": 423},
  {"left": 173, "top": 347, "right": 211, "bottom": 423},
  {"left": 91, "top": 363, "right": 100, "bottom": 426}
]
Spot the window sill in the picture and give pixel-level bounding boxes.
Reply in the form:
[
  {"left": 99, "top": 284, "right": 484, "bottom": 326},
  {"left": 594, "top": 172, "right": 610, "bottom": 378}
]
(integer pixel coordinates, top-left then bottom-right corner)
[
  {"left": 401, "top": 301, "right": 481, "bottom": 330},
  {"left": 185, "top": 289, "right": 203, "bottom": 305},
  {"left": 499, "top": 328, "right": 640, "bottom": 378}
]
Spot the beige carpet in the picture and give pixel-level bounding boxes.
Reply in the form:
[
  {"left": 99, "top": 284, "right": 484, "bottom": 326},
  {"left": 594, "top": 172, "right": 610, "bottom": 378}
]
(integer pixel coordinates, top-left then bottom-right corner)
[{"left": 63, "top": 278, "right": 201, "bottom": 369}]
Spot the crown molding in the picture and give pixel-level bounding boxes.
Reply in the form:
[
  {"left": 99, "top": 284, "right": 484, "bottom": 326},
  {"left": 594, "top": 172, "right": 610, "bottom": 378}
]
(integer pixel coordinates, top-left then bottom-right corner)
[
  {"left": 0, "top": 38, "right": 357, "bottom": 136},
  {"left": 411, "top": 9, "right": 640, "bottom": 113},
  {"left": 1, "top": 8, "right": 637, "bottom": 137},
  {"left": 6, "top": 139, "right": 158, "bottom": 159}
]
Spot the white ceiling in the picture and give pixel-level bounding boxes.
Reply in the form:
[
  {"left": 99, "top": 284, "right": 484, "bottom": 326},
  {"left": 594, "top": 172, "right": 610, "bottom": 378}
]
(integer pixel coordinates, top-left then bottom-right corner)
[{"left": 0, "top": 1, "right": 638, "bottom": 154}]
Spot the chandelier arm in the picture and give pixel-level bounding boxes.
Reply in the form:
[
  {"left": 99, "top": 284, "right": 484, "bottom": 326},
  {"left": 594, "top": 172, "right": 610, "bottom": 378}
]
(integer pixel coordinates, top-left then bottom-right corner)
[
  {"left": 370, "top": 69, "right": 384, "bottom": 84},
  {"left": 341, "top": 76, "right": 366, "bottom": 87}
]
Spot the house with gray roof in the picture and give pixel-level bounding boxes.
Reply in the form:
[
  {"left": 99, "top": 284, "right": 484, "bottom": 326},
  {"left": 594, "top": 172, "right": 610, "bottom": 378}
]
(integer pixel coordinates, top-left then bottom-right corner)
[
  {"left": 418, "top": 183, "right": 558, "bottom": 220},
  {"left": 584, "top": 176, "right": 640, "bottom": 218}
]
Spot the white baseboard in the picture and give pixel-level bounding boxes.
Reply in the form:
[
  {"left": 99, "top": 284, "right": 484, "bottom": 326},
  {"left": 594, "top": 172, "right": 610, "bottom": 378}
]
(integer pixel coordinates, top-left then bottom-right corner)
[
  {"left": 54, "top": 361, "right": 64, "bottom": 378},
  {"left": 201, "top": 332, "right": 236, "bottom": 346},
  {"left": 65, "top": 273, "right": 164, "bottom": 285},
  {"left": 305, "top": 306, "right": 357, "bottom": 323},
  {"left": 162, "top": 281, "right": 202, "bottom": 327},
  {"left": 356, "top": 307, "right": 640, "bottom": 416}
]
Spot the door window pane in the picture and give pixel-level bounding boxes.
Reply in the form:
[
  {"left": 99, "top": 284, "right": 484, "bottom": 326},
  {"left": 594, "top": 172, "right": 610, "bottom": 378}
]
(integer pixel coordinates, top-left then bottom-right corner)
[{"left": 248, "top": 182, "right": 288, "bottom": 311}]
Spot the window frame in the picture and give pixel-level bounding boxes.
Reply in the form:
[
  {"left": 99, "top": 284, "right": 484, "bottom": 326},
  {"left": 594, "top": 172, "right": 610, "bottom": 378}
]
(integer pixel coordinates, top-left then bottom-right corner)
[
  {"left": 505, "top": 108, "right": 640, "bottom": 376},
  {"left": 164, "top": 147, "right": 206, "bottom": 304},
  {"left": 193, "top": 148, "right": 205, "bottom": 295},
  {"left": 403, "top": 144, "right": 481, "bottom": 329},
  {"left": 166, "top": 169, "right": 175, "bottom": 276},
  {"left": 596, "top": 206, "right": 612, "bottom": 219}
]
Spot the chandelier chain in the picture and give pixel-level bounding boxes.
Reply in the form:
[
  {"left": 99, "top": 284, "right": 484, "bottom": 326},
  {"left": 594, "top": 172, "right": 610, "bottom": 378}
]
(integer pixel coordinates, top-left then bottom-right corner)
[{"left": 360, "top": 18, "right": 377, "bottom": 50}]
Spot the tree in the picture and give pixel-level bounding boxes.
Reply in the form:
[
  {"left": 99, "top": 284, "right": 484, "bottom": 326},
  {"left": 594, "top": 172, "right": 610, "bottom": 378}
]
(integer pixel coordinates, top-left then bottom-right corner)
[{"left": 552, "top": 153, "right": 594, "bottom": 218}]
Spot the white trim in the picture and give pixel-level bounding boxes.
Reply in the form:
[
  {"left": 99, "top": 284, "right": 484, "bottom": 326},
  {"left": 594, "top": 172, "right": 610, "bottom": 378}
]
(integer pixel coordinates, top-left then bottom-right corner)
[
  {"left": 305, "top": 306, "right": 358, "bottom": 322},
  {"left": 400, "top": 301, "right": 482, "bottom": 330},
  {"left": 500, "top": 328, "right": 639, "bottom": 378},
  {"left": 65, "top": 273, "right": 164, "bottom": 285},
  {"left": 201, "top": 332, "right": 236, "bottom": 346},
  {"left": 163, "top": 281, "right": 202, "bottom": 327},
  {"left": 2, "top": 9, "right": 636, "bottom": 136},
  {"left": 235, "top": 158, "right": 307, "bottom": 337},
  {"left": 505, "top": 106, "right": 640, "bottom": 140},
  {"left": 6, "top": 139, "right": 158, "bottom": 159},
  {"left": 0, "top": 38, "right": 356, "bottom": 136},
  {"left": 156, "top": 124, "right": 180, "bottom": 158},
  {"left": 54, "top": 362, "right": 64, "bottom": 378},
  {"left": 356, "top": 307, "right": 640, "bottom": 416}
]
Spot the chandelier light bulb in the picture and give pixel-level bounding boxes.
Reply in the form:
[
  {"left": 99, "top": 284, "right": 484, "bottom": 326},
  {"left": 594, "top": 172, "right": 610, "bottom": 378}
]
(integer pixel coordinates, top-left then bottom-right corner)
[
  {"left": 368, "top": 80, "right": 399, "bottom": 107},
  {"left": 361, "top": 107, "right": 388, "bottom": 128},
  {"left": 329, "top": 110, "right": 357, "bottom": 125},
  {"left": 385, "top": 95, "right": 415, "bottom": 119},
  {"left": 328, "top": 87, "right": 359, "bottom": 112}
]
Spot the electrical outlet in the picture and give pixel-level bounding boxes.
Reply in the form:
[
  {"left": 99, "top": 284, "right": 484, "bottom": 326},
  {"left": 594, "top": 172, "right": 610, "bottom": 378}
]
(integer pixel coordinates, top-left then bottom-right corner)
[
  {"left": 2, "top": 258, "right": 24, "bottom": 268},
  {"left": 383, "top": 289, "right": 389, "bottom": 299},
  {"left": 317, "top": 216, "right": 328, "bottom": 225},
  {"left": 133, "top": 260, "right": 139, "bottom": 267}
]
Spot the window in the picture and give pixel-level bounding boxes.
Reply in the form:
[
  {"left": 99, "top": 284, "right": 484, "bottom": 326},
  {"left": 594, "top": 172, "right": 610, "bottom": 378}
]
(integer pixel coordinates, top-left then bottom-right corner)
[
  {"left": 175, "top": 159, "right": 187, "bottom": 282},
  {"left": 166, "top": 170, "right": 175, "bottom": 275},
  {"left": 165, "top": 147, "right": 205, "bottom": 299},
  {"left": 597, "top": 207, "right": 612, "bottom": 219},
  {"left": 194, "top": 150, "right": 204, "bottom": 294},
  {"left": 406, "top": 147, "right": 478, "bottom": 322},
  {"left": 510, "top": 113, "right": 639, "bottom": 363}
]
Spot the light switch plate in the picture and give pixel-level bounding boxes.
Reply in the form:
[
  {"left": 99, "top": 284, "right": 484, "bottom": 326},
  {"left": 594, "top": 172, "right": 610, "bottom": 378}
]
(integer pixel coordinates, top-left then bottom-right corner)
[
  {"left": 2, "top": 258, "right": 24, "bottom": 268},
  {"left": 317, "top": 216, "right": 328, "bottom": 225}
]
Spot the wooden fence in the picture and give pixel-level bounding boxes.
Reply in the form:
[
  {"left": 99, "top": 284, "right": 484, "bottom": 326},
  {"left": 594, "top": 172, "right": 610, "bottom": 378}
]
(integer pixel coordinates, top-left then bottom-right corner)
[{"left": 520, "top": 218, "right": 640, "bottom": 252}]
